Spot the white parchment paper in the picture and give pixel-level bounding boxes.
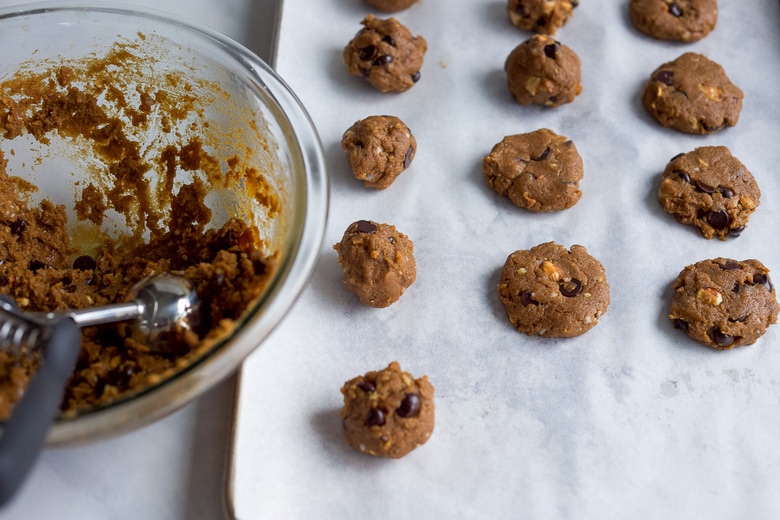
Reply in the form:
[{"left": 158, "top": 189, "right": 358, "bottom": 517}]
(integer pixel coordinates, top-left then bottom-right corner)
[{"left": 229, "top": 1, "right": 780, "bottom": 518}]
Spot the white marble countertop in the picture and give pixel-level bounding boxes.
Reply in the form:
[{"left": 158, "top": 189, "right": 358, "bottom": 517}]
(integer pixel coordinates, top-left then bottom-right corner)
[{"left": 0, "top": 1, "right": 278, "bottom": 518}]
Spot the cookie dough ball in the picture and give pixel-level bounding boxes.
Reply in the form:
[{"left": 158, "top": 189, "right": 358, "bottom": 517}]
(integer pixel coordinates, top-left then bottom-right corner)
[
  {"left": 505, "top": 35, "right": 582, "bottom": 108},
  {"left": 642, "top": 52, "right": 743, "bottom": 134},
  {"left": 341, "top": 115, "right": 416, "bottom": 189},
  {"left": 669, "top": 258, "right": 780, "bottom": 349},
  {"left": 365, "top": 0, "right": 418, "bottom": 13},
  {"left": 497, "top": 242, "right": 610, "bottom": 338},
  {"left": 508, "top": 0, "right": 579, "bottom": 35},
  {"left": 343, "top": 14, "right": 427, "bottom": 93},
  {"left": 658, "top": 146, "right": 760, "bottom": 240},
  {"left": 483, "top": 128, "right": 583, "bottom": 212},
  {"left": 334, "top": 220, "right": 416, "bottom": 307},
  {"left": 629, "top": 0, "right": 718, "bottom": 42},
  {"left": 341, "top": 361, "right": 435, "bottom": 458}
]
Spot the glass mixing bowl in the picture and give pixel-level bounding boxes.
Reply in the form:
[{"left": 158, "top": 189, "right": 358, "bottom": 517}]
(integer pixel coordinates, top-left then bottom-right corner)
[{"left": 0, "top": 2, "right": 328, "bottom": 445}]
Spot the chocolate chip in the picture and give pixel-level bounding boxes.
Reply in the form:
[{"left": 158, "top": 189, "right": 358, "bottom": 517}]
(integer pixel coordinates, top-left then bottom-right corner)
[
  {"left": 694, "top": 180, "right": 715, "bottom": 193},
  {"left": 388, "top": 235, "right": 395, "bottom": 244},
  {"left": 519, "top": 290, "right": 539, "bottom": 306},
  {"left": 732, "top": 282, "right": 741, "bottom": 293},
  {"left": 72, "top": 255, "right": 97, "bottom": 271},
  {"left": 373, "top": 54, "right": 393, "bottom": 66},
  {"left": 108, "top": 364, "right": 136, "bottom": 388},
  {"left": 9, "top": 218, "right": 28, "bottom": 237},
  {"left": 403, "top": 146, "right": 414, "bottom": 168},
  {"left": 536, "top": 17, "right": 548, "bottom": 28},
  {"left": 672, "top": 318, "right": 689, "bottom": 332},
  {"left": 29, "top": 259, "right": 48, "bottom": 272},
  {"left": 668, "top": 2, "right": 682, "bottom": 17},
  {"left": 719, "top": 260, "right": 740, "bottom": 271},
  {"left": 700, "top": 121, "right": 724, "bottom": 133},
  {"left": 355, "top": 220, "right": 377, "bottom": 234},
  {"left": 710, "top": 327, "right": 736, "bottom": 348},
  {"left": 670, "top": 153, "right": 685, "bottom": 162},
  {"left": 753, "top": 273, "right": 773, "bottom": 291},
  {"left": 515, "top": 4, "right": 528, "bottom": 17},
  {"left": 358, "top": 45, "right": 377, "bottom": 61},
  {"left": 654, "top": 70, "right": 674, "bottom": 85},
  {"left": 533, "top": 146, "right": 552, "bottom": 161},
  {"left": 729, "top": 315, "right": 748, "bottom": 323},
  {"left": 396, "top": 393, "right": 421, "bottom": 418},
  {"left": 719, "top": 186, "right": 735, "bottom": 198},
  {"left": 250, "top": 257, "right": 268, "bottom": 276},
  {"left": 365, "top": 407, "right": 386, "bottom": 427},
  {"left": 705, "top": 210, "right": 730, "bottom": 230},
  {"left": 560, "top": 279, "right": 582, "bottom": 297},
  {"left": 676, "top": 171, "right": 691, "bottom": 184},
  {"left": 359, "top": 67, "right": 371, "bottom": 78},
  {"left": 411, "top": 71, "right": 421, "bottom": 83},
  {"left": 543, "top": 42, "right": 561, "bottom": 59},
  {"left": 381, "top": 35, "right": 396, "bottom": 47},
  {"left": 357, "top": 380, "right": 376, "bottom": 393},
  {"left": 728, "top": 225, "right": 745, "bottom": 237}
]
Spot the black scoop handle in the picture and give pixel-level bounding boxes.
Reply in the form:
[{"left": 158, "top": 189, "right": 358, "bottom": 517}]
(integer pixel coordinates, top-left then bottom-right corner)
[{"left": 0, "top": 318, "right": 81, "bottom": 507}]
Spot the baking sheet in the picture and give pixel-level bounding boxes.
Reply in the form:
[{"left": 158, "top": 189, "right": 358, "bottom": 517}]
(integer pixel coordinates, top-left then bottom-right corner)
[{"left": 227, "top": 1, "right": 780, "bottom": 518}]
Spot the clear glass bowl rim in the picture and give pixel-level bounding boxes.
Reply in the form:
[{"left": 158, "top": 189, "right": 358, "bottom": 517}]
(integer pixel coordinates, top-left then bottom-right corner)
[{"left": 0, "top": 1, "right": 329, "bottom": 445}]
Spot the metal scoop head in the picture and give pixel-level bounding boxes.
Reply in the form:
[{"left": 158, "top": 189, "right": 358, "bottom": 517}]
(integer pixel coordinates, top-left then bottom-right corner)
[
  {"left": 124, "top": 273, "right": 201, "bottom": 352},
  {"left": 0, "top": 272, "right": 201, "bottom": 507}
]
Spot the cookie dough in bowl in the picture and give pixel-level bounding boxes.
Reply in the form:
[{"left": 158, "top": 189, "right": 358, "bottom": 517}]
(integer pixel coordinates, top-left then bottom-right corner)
[{"left": 0, "top": 4, "right": 327, "bottom": 445}]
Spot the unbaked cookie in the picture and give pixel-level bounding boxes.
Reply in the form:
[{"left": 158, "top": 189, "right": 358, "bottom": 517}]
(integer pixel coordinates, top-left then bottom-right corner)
[
  {"left": 497, "top": 242, "right": 610, "bottom": 337},
  {"left": 669, "top": 258, "right": 780, "bottom": 349},
  {"left": 343, "top": 14, "right": 427, "bottom": 93},
  {"left": 508, "top": 0, "right": 579, "bottom": 35},
  {"left": 642, "top": 52, "right": 743, "bottom": 134},
  {"left": 505, "top": 34, "right": 582, "bottom": 108},
  {"left": 341, "top": 115, "right": 416, "bottom": 189},
  {"left": 658, "top": 146, "right": 760, "bottom": 240},
  {"left": 629, "top": 0, "right": 718, "bottom": 42},
  {"left": 482, "top": 128, "right": 583, "bottom": 212},
  {"left": 333, "top": 220, "right": 416, "bottom": 308},
  {"left": 340, "top": 361, "right": 435, "bottom": 459},
  {"left": 365, "top": 0, "right": 418, "bottom": 13}
]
